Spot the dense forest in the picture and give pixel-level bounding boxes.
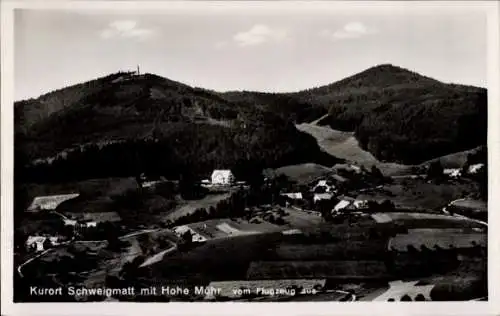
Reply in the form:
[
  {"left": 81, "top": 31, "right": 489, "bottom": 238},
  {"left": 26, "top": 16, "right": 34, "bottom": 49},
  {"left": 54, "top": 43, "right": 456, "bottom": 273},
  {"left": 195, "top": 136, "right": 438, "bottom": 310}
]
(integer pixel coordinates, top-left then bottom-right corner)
[
  {"left": 15, "top": 64, "right": 487, "bottom": 182},
  {"left": 15, "top": 72, "right": 340, "bottom": 183},
  {"left": 223, "top": 64, "right": 487, "bottom": 164}
]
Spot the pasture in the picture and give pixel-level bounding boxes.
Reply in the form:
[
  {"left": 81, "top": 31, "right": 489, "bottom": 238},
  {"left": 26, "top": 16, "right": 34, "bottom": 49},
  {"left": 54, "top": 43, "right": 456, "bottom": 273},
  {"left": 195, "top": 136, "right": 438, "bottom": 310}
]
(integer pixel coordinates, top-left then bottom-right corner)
[
  {"left": 295, "top": 123, "right": 411, "bottom": 176},
  {"left": 164, "top": 193, "right": 231, "bottom": 222},
  {"left": 357, "top": 178, "right": 480, "bottom": 210},
  {"left": 246, "top": 260, "right": 391, "bottom": 280},
  {"left": 186, "top": 218, "right": 280, "bottom": 240},
  {"left": 272, "top": 163, "right": 333, "bottom": 184}
]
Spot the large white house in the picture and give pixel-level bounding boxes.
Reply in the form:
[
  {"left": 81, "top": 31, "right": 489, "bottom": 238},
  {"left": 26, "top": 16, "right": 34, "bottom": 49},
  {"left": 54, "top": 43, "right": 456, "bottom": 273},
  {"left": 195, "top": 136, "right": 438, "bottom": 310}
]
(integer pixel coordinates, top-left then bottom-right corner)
[
  {"left": 313, "top": 193, "right": 333, "bottom": 203},
  {"left": 211, "top": 170, "right": 235, "bottom": 185}
]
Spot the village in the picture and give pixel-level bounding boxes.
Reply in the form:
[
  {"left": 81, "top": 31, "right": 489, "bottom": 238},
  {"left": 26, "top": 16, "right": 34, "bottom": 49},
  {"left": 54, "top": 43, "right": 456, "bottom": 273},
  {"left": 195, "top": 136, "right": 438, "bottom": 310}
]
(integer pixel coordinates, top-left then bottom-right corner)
[{"left": 14, "top": 155, "right": 487, "bottom": 302}]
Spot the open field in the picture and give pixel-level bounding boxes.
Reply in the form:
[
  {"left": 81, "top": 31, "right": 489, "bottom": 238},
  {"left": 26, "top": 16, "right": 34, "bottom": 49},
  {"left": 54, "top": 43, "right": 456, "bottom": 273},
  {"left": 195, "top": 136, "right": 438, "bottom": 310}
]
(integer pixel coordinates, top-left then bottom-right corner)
[
  {"left": 295, "top": 123, "right": 411, "bottom": 176},
  {"left": 185, "top": 218, "right": 281, "bottom": 240},
  {"left": 423, "top": 147, "right": 483, "bottom": 169},
  {"left": 246, "top": 260, "right": 390, "bottom": 280},
  {"left": 448, "top": 199, "right": 487, "bottom": 211},
  {"left": 146, "top": 232, "right": 285, "bottom": 281},
  {"left": 372, "top": 212, "right": 485, "bottom": 229},
  {"left": 272, "top": 241, "right": 388, "bottom": 260},
  {"left": 271, "top": 163, "right": 333, "bottom": 184},
  {"left": 19, "top": 178, "right": 138, "bottom": 209},
  {"left": 296, "top": 123, "right": 483, "bottom": 175},
  {"left": 356, "top": 178, "right": 480, "bottom": 209},
  {"left": 281, "top": 207, "right": 323, "bottom": 229},
  {"left": 164, "top": 192, "right": 231, "bottom": 222}
]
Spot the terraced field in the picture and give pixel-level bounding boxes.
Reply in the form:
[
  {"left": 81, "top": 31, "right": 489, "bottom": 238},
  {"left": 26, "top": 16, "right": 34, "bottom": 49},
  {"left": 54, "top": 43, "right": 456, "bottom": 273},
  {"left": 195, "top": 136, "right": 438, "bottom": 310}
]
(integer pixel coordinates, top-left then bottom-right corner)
[
  {"left": 246, "top": 260, "right": 390, "bottom": 280},
  {"left": 272, "top": 241, "right": 388, "bottom": 260}
]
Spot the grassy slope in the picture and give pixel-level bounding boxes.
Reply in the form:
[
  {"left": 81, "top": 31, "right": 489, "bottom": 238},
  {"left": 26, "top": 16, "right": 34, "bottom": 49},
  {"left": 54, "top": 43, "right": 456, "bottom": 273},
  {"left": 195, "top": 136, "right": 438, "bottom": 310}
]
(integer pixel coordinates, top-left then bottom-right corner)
[
  {"left": 297, "top": 121, "right": 485, "bottom": 175},
  {"left": 225, "top": 64, "right": 486, "bottom": 165},
  {"left": 295, "top": 122, "right": 411, "bottom": 176},
  {"left": 271, "top": 163, "right": 334, "bottom": 184}
]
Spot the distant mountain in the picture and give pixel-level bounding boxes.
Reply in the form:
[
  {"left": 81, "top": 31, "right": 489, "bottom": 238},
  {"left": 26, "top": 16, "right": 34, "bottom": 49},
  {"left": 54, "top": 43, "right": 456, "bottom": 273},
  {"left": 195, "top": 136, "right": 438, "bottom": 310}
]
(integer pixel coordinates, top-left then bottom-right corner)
[
  {"left": 16, "top": 64, "right": 487, "bottom": 182},
  {"left": 223, "top": 64, "right": 487, "bottom": 164},
  {"left": 15, "top": 72, "right": 340, "bottom": 182}
]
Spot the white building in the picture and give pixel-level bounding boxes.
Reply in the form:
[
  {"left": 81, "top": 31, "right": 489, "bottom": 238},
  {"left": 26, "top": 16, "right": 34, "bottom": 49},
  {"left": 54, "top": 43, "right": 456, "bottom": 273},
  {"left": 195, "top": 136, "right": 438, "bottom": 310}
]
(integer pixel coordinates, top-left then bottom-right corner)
[
  {"left": 26, "top": 236, "right": 59, "bottom": 252},
  {"left": 27, "top": 193, "right": 80, "bottom": 212},
  {"left": 333, "top": 200, "right": 352, "bottom": 212},
  {"left": 63, "top": 218, "right": 78, "bottom": 226},
  {"left": 281, "top": 192, "right": 303, "bottom": 200},
  {"left": 444, "top": 168, "right": 462, "bottom": 178},
  {"left": 353, "top": 200, "right": 369, "bottom": 209},
  {"left": 313, "top": 193, "right": 333, "bottom": 203},
  {"left": 173, "top": 225, "right": 208, "bottom": 242},
  {"left": 468, "top": 163, "right": 485, "bottom": 174},
  {"left": 211, "top": 170, "right": 235, "bottom": 185}
]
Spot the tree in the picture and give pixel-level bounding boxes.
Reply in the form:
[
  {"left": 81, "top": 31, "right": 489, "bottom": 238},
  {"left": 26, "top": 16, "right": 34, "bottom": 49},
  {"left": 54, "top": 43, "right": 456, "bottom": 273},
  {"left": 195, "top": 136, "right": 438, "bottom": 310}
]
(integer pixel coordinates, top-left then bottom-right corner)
[
  {"left": 275, "top": 216, "right": 286, "bottom": 225},
  {"left": 427, "top": 160, "right": 444, "bottom": 180},
  {"left": 42, "top": 238, "right": 52, "bottom": 250},
  {"left": 415, "top": 294, "right": 426, "bottom": 301},
  {"left": 371, "top": 165, "right": 384, "bottom": 178},
  {"left": 400, "top": 294, "right": 412, "bottom": 301},
  {"left": 181, "top": 230, "right": 193, "bottom": 244},
  {"left": 380, "top": 200, "right": 396, "bottom": 211},
  {"left": 367, "top": 200, "right": 380, "bottom": 212}
]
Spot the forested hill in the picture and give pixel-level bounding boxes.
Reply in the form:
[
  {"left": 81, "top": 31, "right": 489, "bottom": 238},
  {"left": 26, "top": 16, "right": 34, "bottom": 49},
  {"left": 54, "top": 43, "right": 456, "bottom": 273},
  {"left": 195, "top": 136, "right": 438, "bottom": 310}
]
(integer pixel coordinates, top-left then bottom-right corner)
[
  {"left": 223, "top": 64, "right": 487, "bottom": 164},
  {"left": 15, "top": 72, "right": 341, "bottom": 183}
]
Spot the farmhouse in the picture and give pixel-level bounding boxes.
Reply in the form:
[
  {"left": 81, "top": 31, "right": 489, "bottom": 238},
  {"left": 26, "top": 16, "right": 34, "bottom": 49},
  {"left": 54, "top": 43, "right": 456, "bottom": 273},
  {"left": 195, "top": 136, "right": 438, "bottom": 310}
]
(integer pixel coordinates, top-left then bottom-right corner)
[
  {"left": 25, "top": 236, "right": 60, "bottom": 252},
  {"left": 211, "top": 170, "right": 235, "bottom": 185},
  {"left": 173, "top": 225, "right": 209, "bottom": 242},
  {"left": 468, "top": 163, "right": 485, "bottom": 174},
  {"left": 313, "top": 180, "right": 335, "bottom": 193},
  {"left": 444, "top": 168, "right": 462, "bottom": 178},
  {"left": 313, "top": 193, "right": 333, "bottom": 203},
  {"left": 27, "top": 193, "right": 80, "bottom": 212}
]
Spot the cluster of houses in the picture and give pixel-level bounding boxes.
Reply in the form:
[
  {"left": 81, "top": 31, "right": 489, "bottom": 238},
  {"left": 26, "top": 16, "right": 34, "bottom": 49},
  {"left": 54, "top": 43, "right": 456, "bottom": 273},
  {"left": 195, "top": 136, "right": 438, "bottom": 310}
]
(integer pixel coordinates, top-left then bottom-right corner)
[
  {"left": 173, "top": 225, "right": 209, "bottom": 242},
  {"left": 25, "top": 235, "right": 62, "bottom": 252},
  {"left": 443, "top": 163, "right": 485, "bottom": 179},
  {"left": 280, "top": 173, "right": 368, "bottom": 216},
  {"left": 23, "top": 192, "right": 123, "bottom": 252}
]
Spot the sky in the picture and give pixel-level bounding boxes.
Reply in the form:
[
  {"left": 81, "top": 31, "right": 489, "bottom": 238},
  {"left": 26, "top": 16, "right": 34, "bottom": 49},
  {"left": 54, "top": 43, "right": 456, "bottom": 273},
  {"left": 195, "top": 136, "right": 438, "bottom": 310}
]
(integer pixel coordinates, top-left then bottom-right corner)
[{"left": 14, "top": 3, "right": 488, "bottom": 101}]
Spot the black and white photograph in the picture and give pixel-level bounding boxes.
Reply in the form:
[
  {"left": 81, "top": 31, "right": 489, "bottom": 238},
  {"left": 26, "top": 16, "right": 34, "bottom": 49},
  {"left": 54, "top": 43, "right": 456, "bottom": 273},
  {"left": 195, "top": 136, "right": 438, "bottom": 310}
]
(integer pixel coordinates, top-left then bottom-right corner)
[{"left": 1, "top": 0, "right": 499, "bottom": 313}]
